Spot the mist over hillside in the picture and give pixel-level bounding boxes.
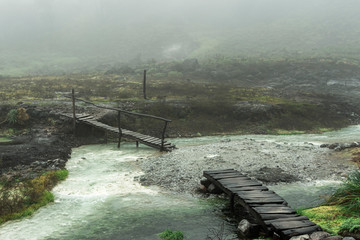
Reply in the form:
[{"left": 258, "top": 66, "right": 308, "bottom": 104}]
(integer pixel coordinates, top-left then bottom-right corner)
[{"left": 1, "top": 0, "right": 359, "bottom": 76}]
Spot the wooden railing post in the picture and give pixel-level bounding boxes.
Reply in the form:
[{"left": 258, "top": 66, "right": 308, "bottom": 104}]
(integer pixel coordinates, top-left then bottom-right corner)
[
  {"left": 117, "top": 111, "right": 122, "bottom": 148},
  {"left": 71, "top": 88, "right": 76, "bottom": 135},
  {"left": 160, "top": 121, "right": 168, "bottom": 152},
  {"left": 143, "top": 69, "right": 147, "bottom": 99}
]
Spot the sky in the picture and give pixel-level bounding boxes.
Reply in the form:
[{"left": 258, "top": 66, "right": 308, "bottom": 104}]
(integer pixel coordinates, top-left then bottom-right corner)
[{"left": 0, "top": 0, "right": 359, "bottom": 75}]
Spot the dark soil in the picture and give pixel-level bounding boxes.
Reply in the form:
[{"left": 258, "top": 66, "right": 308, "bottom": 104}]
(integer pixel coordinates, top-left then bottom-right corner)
[{"left": 0, "top": 104, "right": 104, "bottom": 181}]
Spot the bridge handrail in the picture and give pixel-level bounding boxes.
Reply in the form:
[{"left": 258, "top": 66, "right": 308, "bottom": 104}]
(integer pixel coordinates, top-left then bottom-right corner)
[
  {"left": 64, "top": 95, "right": 172, "bottom": 122},
  {"left": 66, "top": 89, "right": 171, "bottom": 151}
]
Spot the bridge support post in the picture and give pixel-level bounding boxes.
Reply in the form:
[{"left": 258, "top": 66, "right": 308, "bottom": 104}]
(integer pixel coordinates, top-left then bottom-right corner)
[
  {"left": 117, "top": 111, "right": 122, "bottom": 148},
  {"left": 230, "top": 193, "right": 235, "bottom": 213},
  {"left": 71, "top": 88, "right": 76, "bottom": 135},
  {"left": 160, "top": 121, "right": 168, "bottom": 151},
  {"left": 143, "top": 69, "right": 147, "bottom": 99}
]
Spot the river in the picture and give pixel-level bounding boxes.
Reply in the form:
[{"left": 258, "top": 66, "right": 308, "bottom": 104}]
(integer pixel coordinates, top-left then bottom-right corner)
[{"left": 0, "top": 126, "right": 359, "bottom": 240}]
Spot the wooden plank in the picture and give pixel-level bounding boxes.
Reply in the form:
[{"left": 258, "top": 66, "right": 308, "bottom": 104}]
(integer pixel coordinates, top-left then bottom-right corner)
[
  {"left": 236, "top": 191, "right": 278, "bottom": 198},
  {"left": 212, "top": 173, "right": 247, "bottom": 180},
  {"left": 260, "top": 214, "right": 300, "bottom": 221},
  {"left": 264, "top": 216, "right": 309, "bottom": 225},
  {"left": 250, "top": 203, "right": 288, "bottom": 207},
  {"left": 226, "top": 185, "right": 269, "bottom": 192},
  {"left": 271, "top": 220, "right": 316, "bottom": 231},
  {"left": 244, "top": 198, "right": 287, "bottom": 204},
  {"left": 204, "top": 169, "right": 236, "bottom": 174},
  {"left": 254, "top": 206, "right": 296, "bottom": 214},
  {"left": 281, "top": 225, "right": 322, "bottom": 239},
  {"left": 218, "top": 176, "right": 251, "bottom": 181},
  {"left": 224, "top": 181, "right": 263, "bottom": 188}
]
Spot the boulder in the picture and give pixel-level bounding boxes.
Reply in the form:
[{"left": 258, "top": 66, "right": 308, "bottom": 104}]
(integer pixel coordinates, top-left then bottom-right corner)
[
  {"left": 342, "top": 237, "right": 356, "bottom": 240},
  {"left": 323, "top": 236, "right": 343, "bottom": 240},
  {"left": 207, "top": 183, "right": 222, "bottom": 194},
  {"left": 289, "top": 234, "right": 309, "bottom": 240},
  {"left": 328, "top": 143, "right": 339, "bottom": 149},
  {"left": 310, "top": 231, "right": 331, "bottom": 240},
  {"left": 237, "top": 219, "right": 260, "bottom": 238}
]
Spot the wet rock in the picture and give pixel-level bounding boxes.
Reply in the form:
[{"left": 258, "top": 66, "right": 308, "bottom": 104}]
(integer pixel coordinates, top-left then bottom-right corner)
[
  {"left": 237, "top": 219, "right": 251, "bottom": 236},
  {"left": 200, "top": 178, "right": 212, "bottom": 188},
  {"left": 237, "top": 219, "right": 260, "bottom": 238},
  {"left": 323, "top": 236, "right": 343, "bottom": 240},
  {"left": 207, "top": 183, "right": 222, "bottom": 194},
  {"left": 310, "top": 231, "right": 331, "bottom": 240},
  {"left": 320, "top": 144, "right": 329, "bottom": 148},
  {"left": 328, "top": 143, "right": 339, "bottom": 149},
  {"left": 290, "top": 234, "right": 309, "bottom": 240},
  {"left": 342, "top": 237, "right": 356, "bottom": 240}
]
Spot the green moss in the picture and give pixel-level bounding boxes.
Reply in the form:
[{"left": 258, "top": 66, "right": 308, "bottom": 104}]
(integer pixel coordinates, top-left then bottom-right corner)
[
  {"left": 298, "top": 206, "right": 350, "bottom": 234},
  {"left": 0, "top": 169, "right": 68, "bottom": 225},
  {"left": 0, "top": 137, "right": 12, "bottom": 142}
]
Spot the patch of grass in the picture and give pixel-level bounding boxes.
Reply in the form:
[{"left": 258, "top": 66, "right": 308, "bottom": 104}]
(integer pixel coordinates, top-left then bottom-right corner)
[
  {"left": 297, "top": 206, "right": 352, "bottom": 234},
  {"left": 158, "top": 229, "right": 184, "bottom": 240},
  {"left": 53, "top": 169, "right": 69, "bottom": 181},
  {"left": 298, "top": 171, "right": 360, "bottom": 236},
  {"left": 0, "top": 137, "right": 12, "bottom": 143},
  {"left": 0, "top": 169, "right": 69, "bottom": 225},
  {"left": 327, "top": 170, "right": 360, "bottom": 214}
]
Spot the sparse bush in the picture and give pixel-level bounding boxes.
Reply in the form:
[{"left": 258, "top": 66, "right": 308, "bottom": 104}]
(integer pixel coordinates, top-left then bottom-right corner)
[
  {"left": 327, "top": 170, "right": 360, "bottom": 214},
  {"left": 158, "top": 229, "right": 184, "bottom": 240},
  {"left": 6, "top": 108, "right": 29, "bottom": 125},
  {"left": 7, "top": 109, "right": 18, "bottom": 124},
  {"left": 17, "top": 107, "right": 29, "bottom": 125}
]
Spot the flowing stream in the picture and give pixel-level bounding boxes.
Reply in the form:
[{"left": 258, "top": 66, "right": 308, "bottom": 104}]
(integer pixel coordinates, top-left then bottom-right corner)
[{"left": 0, "top": 125, "right": 359, "bottom": 240}]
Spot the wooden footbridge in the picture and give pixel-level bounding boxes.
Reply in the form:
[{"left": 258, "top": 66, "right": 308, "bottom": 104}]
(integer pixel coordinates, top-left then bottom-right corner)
[
  {"left": 203, "top": 169, "right": 322, "bottom": 240},
  {"left": 61, "top": 89, "right": 176, "bottom": 151}
]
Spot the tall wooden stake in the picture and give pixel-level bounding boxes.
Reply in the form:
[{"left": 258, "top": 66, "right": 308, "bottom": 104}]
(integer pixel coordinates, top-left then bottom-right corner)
[
  {"left": 72, "top": 88, "right": 76, "bottom": 135},
  {"left": 117, "top": 111, "right": 122, "bottom": 148},
  {"left": 143, "top": 69, "right": 147, "bottom": 99},
  {"left": 160, "top": 121, "right": 168, "bottom": 152}
]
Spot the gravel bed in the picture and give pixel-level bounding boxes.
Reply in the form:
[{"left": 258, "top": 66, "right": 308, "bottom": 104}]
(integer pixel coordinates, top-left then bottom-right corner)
[{"left": 137, "top": 138, "right": 357, "bottom": 194}]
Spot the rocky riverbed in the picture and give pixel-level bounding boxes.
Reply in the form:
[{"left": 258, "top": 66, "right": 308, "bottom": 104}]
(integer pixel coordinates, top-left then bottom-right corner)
[{"left": 137, "top": 138, "right": 358, "bottom": 194}]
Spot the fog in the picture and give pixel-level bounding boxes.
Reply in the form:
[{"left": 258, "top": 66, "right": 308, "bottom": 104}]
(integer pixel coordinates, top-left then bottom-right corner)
[{"left": 1, "top": 0, "right": 359, "bottom": 75}]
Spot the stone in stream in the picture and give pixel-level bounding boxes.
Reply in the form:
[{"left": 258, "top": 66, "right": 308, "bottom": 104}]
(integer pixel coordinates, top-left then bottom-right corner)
[
  {"left": 323, "top": 236, "right": 343, "bottom": 240},
  {"left": 310, "top": 231, "right": 331, "bottom": 240},
  {"left": 207, "top": 183, "right": 222, "bottom": 194},
  {"left": 290, "top": 234, "right": 310, "bottom": 240},
  {"left": 237, "top": 219, "right": 260, "bottom": 238}
]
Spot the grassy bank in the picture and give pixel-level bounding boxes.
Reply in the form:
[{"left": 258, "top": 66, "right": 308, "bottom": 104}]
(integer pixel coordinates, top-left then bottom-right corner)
[
  {"left": 0, "top": 169, "right": 68, "bottom": 224},
  {"left": 298, "top": 171, "right": 360, "bottom": 237}
]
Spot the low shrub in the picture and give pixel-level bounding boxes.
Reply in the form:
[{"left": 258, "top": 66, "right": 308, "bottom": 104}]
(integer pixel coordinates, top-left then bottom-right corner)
[
  {"left": 327, "top": 170, "right": 360, "bottom": 214},
  {"left": 339, "top": 217, "right": 360, "bottom": 234},
  {"left": 158, "top": 229, "right": 184, "bottom": 240},
  {"left": 0, "top": 169, "right": 68, "bottom": 224}
]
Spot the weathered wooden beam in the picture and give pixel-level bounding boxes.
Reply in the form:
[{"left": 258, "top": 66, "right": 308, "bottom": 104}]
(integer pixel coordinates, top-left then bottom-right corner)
[
  {"left": 117, "top": 111, "right": 122, "bottom": 148},
  {"left": 71, "top": 88, "right": 76, "bottom": 135},
  {"left": 143, "top": 69, "right": 147, "bottom": 99},
  {"left": 160, "top": 121, "right": 168, "bottom": 152}
]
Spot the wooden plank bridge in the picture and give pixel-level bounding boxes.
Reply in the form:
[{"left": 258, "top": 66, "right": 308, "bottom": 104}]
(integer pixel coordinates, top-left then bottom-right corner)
[
  {"left": 203, "top": 169, "right": 322, "bottom": 240},
  {"left": 61, "top": 89, "right": 176, "bottom": 151}
]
